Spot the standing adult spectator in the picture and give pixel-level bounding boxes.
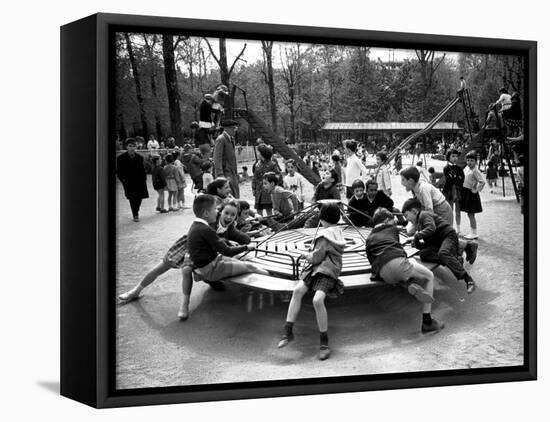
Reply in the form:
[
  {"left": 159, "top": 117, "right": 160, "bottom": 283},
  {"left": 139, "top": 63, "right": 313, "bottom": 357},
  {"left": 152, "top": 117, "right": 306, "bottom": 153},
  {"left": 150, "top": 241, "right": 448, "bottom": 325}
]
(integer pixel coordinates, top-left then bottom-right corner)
[
  {"left": 343, "top": 139, "right": 369, "bottom": 199},
  {"left": 213, "top": 119, "right": 240, "bottom": 198},
  {"left": 116, "top": 138, "right": 149, "bottom": 222},
  {"left": 252, "top": 144, "right": 280, "bottom": 215}
]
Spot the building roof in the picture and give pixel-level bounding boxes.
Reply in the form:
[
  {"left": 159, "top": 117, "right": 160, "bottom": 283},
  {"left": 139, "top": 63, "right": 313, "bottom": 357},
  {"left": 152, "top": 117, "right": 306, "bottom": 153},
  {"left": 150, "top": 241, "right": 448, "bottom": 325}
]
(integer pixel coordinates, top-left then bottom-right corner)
[{"left": 322, "top": 122, "right": 462, "bottom": 132}]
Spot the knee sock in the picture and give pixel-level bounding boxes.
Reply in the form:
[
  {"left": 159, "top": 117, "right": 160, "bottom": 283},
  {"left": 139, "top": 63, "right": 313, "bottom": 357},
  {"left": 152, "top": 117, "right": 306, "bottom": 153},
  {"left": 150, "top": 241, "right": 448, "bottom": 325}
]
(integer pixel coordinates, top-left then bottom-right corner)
[
  {"left": 284, "top": 321, "right": 294, "bottom": 336},
  {"left": 320, "top": 331, "right": 329, "bottom": 347},
  {"left": 422, "top": 313, "right": 432, "bottom": 325}
]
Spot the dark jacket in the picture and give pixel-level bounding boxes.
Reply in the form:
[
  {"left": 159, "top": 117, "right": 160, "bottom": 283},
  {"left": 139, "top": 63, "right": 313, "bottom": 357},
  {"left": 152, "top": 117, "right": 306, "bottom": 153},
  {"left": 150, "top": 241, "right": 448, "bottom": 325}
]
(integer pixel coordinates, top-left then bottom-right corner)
[
  {"left": 116, "top": 152, "right": 149, "bottom": 200},
  {"left": 365, "top": 223, "right": 407, "bottom": 277},
  {"left": 413, "top": 210, "right": 455, "bottom": 247},
  {"left": 348, "top": 192, "right": 394, "bottom": 227},
  {"left": 213, "top": 131, "right": 239, "bottom": 198},
  {"left": 151, "top": 165, "right": 166, "bottom": 190},
  {"left": 442, "top": 163, "right": 465, "bottom": 201},
  {"left": 313, "top": 182, "right": 340, "bottom": 202}
]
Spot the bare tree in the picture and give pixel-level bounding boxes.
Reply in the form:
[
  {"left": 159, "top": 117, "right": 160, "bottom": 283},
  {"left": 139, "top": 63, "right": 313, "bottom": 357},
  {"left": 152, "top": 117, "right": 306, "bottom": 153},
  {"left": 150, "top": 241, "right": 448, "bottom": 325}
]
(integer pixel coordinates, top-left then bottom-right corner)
[
  {"left": 142, "top": 34, "right": 163, "bottom": 139},
  {"left": 261, "top": 41, "right": 278, "bottom": 133},
  {"left": 280, "top": 44, "right": 304, "bottom": 143},
  {"left": 162, "top": 34, "right": 186, "bottom": 145},
  {"left": 124, "top": 33, "right": 149, "bottom": 139},
  {"left": 204, "top": 38, "right": 247, "bottom": 112}
]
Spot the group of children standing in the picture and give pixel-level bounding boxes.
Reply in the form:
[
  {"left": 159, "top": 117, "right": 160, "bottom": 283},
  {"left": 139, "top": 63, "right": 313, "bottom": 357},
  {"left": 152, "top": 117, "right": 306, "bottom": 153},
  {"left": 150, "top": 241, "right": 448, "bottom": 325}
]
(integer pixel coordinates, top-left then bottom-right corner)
[{"left": 150, "top": 151, "right": 189, "bottom": 212}]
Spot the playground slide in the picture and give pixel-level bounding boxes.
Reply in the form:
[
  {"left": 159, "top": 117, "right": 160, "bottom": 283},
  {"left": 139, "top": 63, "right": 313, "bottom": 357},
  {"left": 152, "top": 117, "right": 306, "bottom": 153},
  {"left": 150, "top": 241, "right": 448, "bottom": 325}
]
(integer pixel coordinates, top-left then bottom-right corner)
[
  {"left": 234, "top": 108, "right": 321, "bottom": 186},
  {"left": 384, "top": 95, "right": 462, "bottom": 166}
]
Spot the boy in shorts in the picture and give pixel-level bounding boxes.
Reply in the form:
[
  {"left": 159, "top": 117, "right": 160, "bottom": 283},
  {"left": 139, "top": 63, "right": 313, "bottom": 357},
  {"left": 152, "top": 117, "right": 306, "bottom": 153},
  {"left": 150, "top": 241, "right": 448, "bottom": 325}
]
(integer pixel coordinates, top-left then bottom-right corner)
[
  {"left": 366, "top": 207, "right": 442, "bottom": 334},
  {"left": 188, "top": 194, "right": 270, "bottom": 287}
]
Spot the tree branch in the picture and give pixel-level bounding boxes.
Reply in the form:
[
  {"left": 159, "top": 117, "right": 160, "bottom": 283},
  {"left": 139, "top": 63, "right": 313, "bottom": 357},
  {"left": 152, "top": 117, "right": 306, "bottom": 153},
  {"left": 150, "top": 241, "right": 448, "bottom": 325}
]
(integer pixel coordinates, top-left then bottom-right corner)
[
  {"left": 204, "top": 38, "right": 221, "bottom": 67},
  {"left": 173, "top": 36, "right": 188, "bottom": 51},
  {"left": 228, "top": 43, "right": 248, "bottom": 76}
]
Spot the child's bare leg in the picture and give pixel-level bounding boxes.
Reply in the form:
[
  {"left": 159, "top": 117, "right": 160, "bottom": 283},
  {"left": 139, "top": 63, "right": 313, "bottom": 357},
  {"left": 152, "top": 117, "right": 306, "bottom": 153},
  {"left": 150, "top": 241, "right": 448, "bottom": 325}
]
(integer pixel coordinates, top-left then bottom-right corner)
[
  {"left": 286, "top": 282, "right": 308, "bottom": 322},
  {"left": 278, "top": 281, "right": 308, "bottom": 348},
  {"left": 119, "top": 260, "right": 173, "bottom": 301},
  {"left": 177, "top": 266, "right": 194, "bottom": 321},
  {"left": 312, "top": 290, "right": 328, "bottom": 332},
  {"left": 454, "top": 201, "right": 461, "bottom": 231},
  {"left": 246, "top": 262, "right": 270, "bottom": 276},
  {"left": 167, "top": 192, "right": 173, "bottom": 209},
  {"left": 407, "top": 261, "right": 434, "bottom": 304},
  {"left": 468, "top": 213, "right": 477, "bottom": 230},
  {"left": 466, "top": 213, "right": 478, "bottom": 239}
]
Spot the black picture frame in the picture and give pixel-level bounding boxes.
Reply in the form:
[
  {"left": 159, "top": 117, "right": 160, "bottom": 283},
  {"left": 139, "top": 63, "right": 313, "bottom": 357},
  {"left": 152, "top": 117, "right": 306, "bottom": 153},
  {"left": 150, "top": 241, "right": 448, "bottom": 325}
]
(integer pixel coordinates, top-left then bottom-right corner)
[{"left": 60, "top": 12, "right": 537, "bottom": 408}]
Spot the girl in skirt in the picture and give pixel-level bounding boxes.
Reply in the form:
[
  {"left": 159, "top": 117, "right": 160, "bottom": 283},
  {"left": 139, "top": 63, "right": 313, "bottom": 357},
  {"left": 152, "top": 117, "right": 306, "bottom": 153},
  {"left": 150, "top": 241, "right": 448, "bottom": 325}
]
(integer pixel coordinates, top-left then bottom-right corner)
[
  {"left": 163, "top": 154, "right": 181, "bottom": 211},
  {"left": 277, "top": 202, "right": 346, "bottom": 360},
  {"left": 460, "top": 152, "right": 486, "bottom": 240}
]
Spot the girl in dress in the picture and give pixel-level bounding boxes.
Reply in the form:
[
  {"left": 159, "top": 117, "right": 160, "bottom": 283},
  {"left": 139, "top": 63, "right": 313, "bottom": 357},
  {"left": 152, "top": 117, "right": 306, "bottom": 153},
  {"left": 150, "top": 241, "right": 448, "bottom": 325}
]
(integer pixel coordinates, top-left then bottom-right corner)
[
  {"left": 277, "top": 203, "right": 346, "bottom": 361},
  {"left": 163, "top": 154, "right": 182, "bottom": 211},
  {"left": 173, "top": 151, "right": 188, "bottom": 209},
  {"left": 460, "top": 152, "right": 486, "bottom": 239}
]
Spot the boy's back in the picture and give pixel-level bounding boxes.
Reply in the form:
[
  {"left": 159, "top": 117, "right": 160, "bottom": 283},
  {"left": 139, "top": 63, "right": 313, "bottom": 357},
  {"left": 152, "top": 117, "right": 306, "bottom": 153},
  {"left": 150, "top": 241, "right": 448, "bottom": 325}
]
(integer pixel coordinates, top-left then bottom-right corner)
[
  {"left": 365, "top": 224, "right": 407, "bottom": 277},
  {"left": 271, "top": 186, "right": 299, "bottom": 217}
]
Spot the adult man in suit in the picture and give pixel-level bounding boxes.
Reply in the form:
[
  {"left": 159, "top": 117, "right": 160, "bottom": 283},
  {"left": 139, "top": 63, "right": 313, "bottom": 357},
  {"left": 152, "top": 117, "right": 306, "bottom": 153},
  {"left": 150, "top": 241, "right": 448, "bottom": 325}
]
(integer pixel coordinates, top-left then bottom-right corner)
[
  {"left": 116, "top": 138, "right": 149, "bottom": 222},
  {"left": 213, "top": 119, "right": 240, "bottom": 198}
]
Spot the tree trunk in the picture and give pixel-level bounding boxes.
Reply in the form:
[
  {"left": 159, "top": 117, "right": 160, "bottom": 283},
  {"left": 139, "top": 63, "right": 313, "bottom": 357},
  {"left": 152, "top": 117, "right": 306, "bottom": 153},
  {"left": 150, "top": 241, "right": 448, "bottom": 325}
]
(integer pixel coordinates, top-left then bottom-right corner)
[
  {"left": 261, "top": 41, "right": 278, "bottom": 133},
  {"left": 162, "top": 34, "right": 184, "bottom": 145},
  {"left": 142, "top": 34, "right": 163, "bottom": 139},
  {"left": 124, "top": 33, "right": 149, "bottom": 139}
]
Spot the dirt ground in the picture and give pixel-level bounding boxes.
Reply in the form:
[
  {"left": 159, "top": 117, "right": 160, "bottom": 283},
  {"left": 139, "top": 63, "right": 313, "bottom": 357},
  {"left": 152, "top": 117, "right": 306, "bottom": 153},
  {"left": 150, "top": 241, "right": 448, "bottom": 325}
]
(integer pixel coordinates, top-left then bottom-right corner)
[{"left": 115, "top": 155, "right": 524, "bottom": 389}]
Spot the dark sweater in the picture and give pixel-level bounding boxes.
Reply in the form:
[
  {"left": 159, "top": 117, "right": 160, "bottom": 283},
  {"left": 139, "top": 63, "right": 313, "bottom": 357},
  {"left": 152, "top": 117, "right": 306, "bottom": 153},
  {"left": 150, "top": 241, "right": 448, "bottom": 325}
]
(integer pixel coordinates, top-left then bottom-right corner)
[
  {"left": 365, "top": 224, "right": 407, "bottom": 277},
  {"left": 348, "top": 192, "right": 394, "bottom": 226},
  {"left": 442, "top": 163, "right": 465, "bottom": 200},
  {"left": 151, "top": 165, "right": 166, "bottom": 190},
  {"left": 414, "top": 210, "right": 455, "bottom": 247},
  {"left": 313, "top": 183, "right": 340, "bottom": 202},
  {"left": 187, "top": 221, "right": 248, "bottom": 268}
]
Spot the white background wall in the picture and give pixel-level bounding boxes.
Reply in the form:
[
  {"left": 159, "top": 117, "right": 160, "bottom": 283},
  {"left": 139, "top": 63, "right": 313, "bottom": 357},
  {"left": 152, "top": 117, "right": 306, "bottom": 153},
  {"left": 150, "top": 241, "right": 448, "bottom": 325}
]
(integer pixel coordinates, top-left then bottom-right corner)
[{"left": 1, "top": 0, "right": 547, "bottom": 419}]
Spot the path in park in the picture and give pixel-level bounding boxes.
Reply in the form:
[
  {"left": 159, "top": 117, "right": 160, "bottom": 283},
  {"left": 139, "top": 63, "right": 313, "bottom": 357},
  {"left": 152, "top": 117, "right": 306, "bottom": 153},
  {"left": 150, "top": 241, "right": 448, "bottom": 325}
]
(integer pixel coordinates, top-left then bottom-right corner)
[{"left": 115, "top": 157, "right": 524, "bottom": 389}]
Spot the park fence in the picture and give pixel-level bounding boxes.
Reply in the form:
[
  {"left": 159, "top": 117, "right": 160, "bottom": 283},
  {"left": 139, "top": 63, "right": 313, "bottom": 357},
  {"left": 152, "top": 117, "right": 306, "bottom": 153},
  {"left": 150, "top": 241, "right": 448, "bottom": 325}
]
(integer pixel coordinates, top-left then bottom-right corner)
[{"left": 116, "top": 146, "right": 258, "bottom": 164}]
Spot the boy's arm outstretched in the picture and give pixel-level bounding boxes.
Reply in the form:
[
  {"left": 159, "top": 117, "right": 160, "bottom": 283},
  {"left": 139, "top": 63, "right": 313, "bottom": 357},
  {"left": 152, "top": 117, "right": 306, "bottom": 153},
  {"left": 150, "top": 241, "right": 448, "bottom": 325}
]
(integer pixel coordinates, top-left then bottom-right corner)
[{"left": 206, "top": 229, "right": 249, "bottom": 257}]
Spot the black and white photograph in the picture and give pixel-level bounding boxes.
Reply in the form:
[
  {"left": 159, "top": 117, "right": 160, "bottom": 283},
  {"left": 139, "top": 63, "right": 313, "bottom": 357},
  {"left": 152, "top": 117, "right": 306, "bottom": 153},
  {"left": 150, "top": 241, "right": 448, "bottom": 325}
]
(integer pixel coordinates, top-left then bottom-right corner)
[
  {"left": 114, "top": 30, "right": 528, "bottom": 389},
  {"left": 5, "top": 0, "right": 549, "bottom": 419}
]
